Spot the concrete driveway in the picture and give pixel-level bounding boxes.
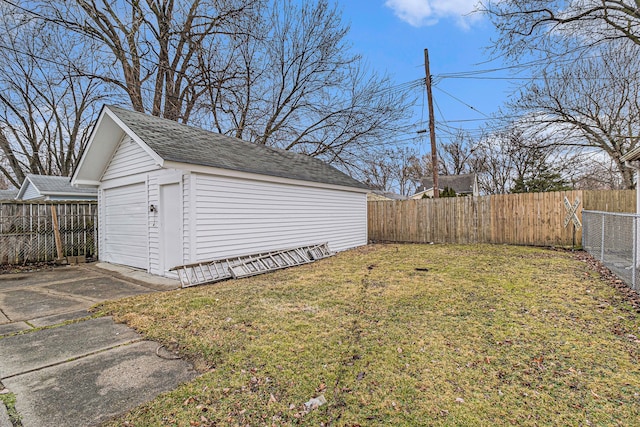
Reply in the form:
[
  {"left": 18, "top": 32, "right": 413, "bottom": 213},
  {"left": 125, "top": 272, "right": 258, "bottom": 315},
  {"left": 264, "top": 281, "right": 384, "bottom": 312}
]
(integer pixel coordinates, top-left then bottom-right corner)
[{"left": 0, "top": 263, "right": 197, "bottom": 427}]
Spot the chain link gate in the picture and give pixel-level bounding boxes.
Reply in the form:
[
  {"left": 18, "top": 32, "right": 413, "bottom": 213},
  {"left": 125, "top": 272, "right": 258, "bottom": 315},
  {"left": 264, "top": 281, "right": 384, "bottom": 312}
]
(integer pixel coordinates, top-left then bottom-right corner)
[{"left": 582, "top": 210, "right": 640, "bottom": 291}]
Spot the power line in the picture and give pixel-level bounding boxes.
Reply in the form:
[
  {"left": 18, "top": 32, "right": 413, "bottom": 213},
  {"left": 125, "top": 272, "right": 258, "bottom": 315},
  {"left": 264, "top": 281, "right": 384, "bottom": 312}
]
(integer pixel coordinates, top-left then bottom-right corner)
[{"left": 433, "top": 86, "right": 491, "bottom": 118}]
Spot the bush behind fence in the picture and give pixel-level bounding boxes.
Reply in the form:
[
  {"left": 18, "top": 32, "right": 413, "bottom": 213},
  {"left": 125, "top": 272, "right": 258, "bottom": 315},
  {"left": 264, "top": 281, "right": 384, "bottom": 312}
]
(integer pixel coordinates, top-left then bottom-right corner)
[{"left": 0, "top": 201, "right": 98, "bottom": 264}]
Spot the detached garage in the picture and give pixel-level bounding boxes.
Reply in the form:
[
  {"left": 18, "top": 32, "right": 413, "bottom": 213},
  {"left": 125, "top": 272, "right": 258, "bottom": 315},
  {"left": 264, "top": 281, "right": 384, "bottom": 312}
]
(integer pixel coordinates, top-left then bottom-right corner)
[{"left": 71, "top": 105, "right": 368, "bottom": 278}]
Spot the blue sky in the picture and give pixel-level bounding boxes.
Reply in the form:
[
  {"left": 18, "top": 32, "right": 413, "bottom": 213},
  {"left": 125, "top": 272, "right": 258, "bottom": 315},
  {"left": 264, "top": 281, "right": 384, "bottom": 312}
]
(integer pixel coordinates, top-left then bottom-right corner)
[{"left": 335, "top": 0, "right": 520, "bottom": 153}]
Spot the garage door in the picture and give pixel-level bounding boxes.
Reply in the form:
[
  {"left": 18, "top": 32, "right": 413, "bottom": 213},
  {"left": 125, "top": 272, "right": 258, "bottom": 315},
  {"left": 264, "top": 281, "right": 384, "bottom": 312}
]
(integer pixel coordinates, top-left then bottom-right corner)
[{"left": 103, "top": 183, "right": 148, "bottom": 269}]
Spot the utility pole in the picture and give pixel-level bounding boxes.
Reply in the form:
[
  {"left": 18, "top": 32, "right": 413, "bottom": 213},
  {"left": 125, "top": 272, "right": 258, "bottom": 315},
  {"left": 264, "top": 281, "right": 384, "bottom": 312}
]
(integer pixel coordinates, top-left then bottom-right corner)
[{"left": 424, "top": 48, "right": 439, "bottom": 198}]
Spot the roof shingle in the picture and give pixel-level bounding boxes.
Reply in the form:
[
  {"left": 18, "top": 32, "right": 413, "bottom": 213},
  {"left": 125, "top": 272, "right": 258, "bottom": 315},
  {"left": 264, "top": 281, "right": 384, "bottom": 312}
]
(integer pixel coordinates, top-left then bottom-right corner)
[
  {"left": 108, "top": 106, "right": 368, "bottom": 190},
  {"left": 27, "top": 175, "right": 97, "bottom": 196}
]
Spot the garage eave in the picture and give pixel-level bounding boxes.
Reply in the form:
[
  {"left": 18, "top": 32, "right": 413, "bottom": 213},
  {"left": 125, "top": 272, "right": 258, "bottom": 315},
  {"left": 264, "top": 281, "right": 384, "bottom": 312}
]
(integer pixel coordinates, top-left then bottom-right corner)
[{"left": 72, "top": 106, "right": 165, "bottom": 186}]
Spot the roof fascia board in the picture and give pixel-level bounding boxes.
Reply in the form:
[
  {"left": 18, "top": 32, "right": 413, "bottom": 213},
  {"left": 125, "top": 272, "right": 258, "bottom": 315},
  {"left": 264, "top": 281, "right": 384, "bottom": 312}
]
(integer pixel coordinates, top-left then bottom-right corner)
[
  {"left": 38, "top": 191, "right": 96, "bottom": 196},
  {"left": 72, "top": 106, "right": 165, "bottom": 185},
  {"left": 71, "top": 106, "right": 108, "bottom": 184},
  {"left": 103, "top": 107, "right": 165, "bottom": 166},
  {"left": 72, "top": 179, "right": 101, "bottom": 187},
  {"left": 164, "top": 161, "right": 370, "bottom": 194}
]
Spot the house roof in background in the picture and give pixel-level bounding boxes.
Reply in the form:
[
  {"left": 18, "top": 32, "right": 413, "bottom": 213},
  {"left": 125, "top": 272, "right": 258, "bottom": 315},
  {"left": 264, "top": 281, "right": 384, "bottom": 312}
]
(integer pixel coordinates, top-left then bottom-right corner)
[
  {"left": 0, "top": 189, "right": 17, "bottom": 200},
  {"left": 419, "top": 173, "right": 477, "bottom": 194},
  {"left": 17, "top": 175, "right": 97, "bottom": 199},
  {"left": 369, "top": 189, "right": 407, "bottom": 200},
  {"left": 103, "top": 105, "right": 368, "bottom": 190}
]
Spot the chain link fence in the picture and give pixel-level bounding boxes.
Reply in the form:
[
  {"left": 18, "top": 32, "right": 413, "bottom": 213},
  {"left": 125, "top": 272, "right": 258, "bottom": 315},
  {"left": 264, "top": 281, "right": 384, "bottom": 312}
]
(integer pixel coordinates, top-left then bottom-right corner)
[
  {"left": 0, "top": 202, "right": 98, "bottom": 264},
  {"left": 582, "top": 210, "right": 640, "bottom": 290}
]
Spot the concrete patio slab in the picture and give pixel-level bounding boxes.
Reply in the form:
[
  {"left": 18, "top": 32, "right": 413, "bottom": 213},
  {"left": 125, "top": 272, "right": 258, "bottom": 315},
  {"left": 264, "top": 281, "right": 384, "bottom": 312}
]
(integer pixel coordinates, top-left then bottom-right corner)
[
  {"left": 0, "top": 267, "right": 101, "bottom": 290},
  {"left": 0, "top": 322, "right": 31, "bottom": 337},
  {"left": 43, "top": 277, "right": 152, "bottom": 301},
  {"left": 29, "top": 309, "right": 91, "bottom": 328},
  {"left": 95, "top": 263, "right": 180, "bottom": 290},
  {"left": 0, "top": 263, "right": 194, "bottom": 427},
  {"left": 0, "top": 399, "right": 10, "bottom": 427},
  {"left": 3, "top": 340, "right": 197, "bottom": 427},
  {"left": 0, "top": 289, "right": 87, "bottom": 322},
  {"left": 0, "top": 317, "right": 141, "bottom": 378}
]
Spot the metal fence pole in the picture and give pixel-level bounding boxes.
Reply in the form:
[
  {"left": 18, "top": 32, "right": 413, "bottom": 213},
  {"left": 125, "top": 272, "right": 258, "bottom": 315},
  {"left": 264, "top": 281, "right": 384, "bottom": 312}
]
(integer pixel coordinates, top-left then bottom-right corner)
[
  {"left": 633, "top": 216, "right": 637, "bottom": 289},
  {"left": 600, "top": 213, "right": 605, "bottom": 262}
]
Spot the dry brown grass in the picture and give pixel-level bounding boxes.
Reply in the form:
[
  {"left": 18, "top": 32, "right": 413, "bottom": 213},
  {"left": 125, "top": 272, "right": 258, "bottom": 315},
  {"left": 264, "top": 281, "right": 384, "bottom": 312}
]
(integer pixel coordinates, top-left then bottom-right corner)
[{"left": 97, "top": 244, "right": 640, "bottom": 426}]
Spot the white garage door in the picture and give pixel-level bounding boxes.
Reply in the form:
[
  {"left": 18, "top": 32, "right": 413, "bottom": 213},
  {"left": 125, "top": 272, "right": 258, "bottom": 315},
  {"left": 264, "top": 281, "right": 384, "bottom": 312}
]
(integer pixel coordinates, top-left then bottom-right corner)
[{"left": 103, "top": 183, "right": 148, "bottom": 269}]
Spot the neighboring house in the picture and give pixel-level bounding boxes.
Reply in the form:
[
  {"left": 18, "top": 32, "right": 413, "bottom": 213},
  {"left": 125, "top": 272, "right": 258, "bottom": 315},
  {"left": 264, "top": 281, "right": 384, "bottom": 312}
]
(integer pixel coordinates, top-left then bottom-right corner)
[
  {"left": 16, "top": 174, "right": 97, "bottom": 201},
  {"left": 412, "top": 173, "right": 479, "bottom": 199},
  {"left": 71, "top": 105, "right": 369, "bottom": 278},
  {"left": 0, "top": 189, "right": 18, "bottom": 201},
  {"left": 367, "top": 190, "right": 407, "bottom": 202}
]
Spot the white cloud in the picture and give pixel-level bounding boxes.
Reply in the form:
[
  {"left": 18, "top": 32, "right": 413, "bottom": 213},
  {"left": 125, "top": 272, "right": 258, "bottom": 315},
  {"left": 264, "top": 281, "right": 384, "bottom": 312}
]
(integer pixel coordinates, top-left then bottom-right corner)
[{"left": 384, "top": 0, "right": 481, "bottom": 28}]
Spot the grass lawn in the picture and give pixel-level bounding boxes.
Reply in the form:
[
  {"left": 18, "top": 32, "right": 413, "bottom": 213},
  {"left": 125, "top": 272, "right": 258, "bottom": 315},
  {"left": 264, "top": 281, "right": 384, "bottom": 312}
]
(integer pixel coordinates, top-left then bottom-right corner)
[{"left": 97, "top": 244, "right": 640, "bottom": 426}]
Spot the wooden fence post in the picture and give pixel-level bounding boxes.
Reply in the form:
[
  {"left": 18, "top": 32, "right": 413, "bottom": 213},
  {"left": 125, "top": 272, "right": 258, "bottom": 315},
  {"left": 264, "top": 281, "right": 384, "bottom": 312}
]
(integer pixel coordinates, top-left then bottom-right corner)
[{"left": 50, "top": 204, "right": 64, "bottom": 260}]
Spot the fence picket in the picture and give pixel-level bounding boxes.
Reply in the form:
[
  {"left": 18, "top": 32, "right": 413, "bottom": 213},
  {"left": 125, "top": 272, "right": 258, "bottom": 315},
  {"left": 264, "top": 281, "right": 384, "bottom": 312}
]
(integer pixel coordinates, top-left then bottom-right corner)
[
  {"left": 368, "top": 190, "right": 636, "bottom": 247},
  {"left": 0, "top": 201, "right": 98, "bottom": 264}
]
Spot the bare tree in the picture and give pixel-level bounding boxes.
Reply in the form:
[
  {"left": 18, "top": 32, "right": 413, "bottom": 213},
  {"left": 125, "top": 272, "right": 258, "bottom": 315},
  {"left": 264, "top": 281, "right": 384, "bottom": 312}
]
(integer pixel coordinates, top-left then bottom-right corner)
[
  {"left": 570, "top": 154, "right": 626, "bottom": 189},
  {"left": 481, "top": 0, "right": 640, "bottom": 60},
  {"left": 10, "top": 0, "right": 413, "bottom": 171},
  {"left": 439, "top": 130, "right": 477, "bottom": 176},
  {"left": 360, "top": 147, "right": 420, "bottom": 196},
  {"left": 468, "top": 128, "right": 574, "bottom": 194},
  {"left": 37, "top": 0, "right": 258, "bottom": 122},
  {"left": 0, "top": 3, "right": 107, "bottom": 187},
  {"left": 200, "top": 0, "right": 414, "bottom": 167},
  {"left": 505, "top": 44, "right": 640, "bottom": 188}
]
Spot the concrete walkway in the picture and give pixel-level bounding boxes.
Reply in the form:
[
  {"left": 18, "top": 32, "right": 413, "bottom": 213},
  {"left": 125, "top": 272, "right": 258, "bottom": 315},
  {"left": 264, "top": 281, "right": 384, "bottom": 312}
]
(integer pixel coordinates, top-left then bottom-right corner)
[{"left": 0, "top": 263, "right": 197, "bottom": 427}]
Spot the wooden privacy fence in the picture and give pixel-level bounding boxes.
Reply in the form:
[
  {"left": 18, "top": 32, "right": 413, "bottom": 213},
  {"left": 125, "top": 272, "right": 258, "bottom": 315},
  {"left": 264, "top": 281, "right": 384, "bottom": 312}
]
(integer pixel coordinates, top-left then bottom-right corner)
[
  {"left": 0, "top": 201, "right": 98, "bottom": 264},
  {"left": 368, "top": 190, "right": 636, "bottom": 247}
]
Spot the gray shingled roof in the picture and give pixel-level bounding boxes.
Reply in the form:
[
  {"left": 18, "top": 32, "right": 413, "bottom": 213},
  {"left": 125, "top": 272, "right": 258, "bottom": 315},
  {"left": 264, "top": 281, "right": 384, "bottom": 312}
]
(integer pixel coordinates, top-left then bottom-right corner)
[
  {"left": 108, "top": 106, "right": 368, "bottom": 190},
  {"left": 0, "top": 189, "right": 17, "bottom": 200},
  {"left": 419, "top": 173, "right": 476, "bottom": 194},
  {"left": 370, "top": 189, "right": 407, "bottom": 200},
  {"left": 27, "top": 175, "right": 97, "bottom": 195}
]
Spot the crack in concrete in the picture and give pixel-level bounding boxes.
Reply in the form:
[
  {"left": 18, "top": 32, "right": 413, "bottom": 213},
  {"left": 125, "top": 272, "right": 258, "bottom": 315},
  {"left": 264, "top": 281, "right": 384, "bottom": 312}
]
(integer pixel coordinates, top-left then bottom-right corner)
[
  {"left": 0, "top": 338, "right": 145, "bottom": 381},
  {"left": 0, "top": 388, "right": 22, "bottom": 427},
  {"left": 0, "top": 306, "right": 11, "bottom": 323}
]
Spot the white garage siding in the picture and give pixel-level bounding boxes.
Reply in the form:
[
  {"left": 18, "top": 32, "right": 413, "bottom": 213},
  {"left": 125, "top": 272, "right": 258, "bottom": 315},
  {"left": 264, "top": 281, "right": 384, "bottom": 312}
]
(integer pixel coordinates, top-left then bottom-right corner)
[
  {"left": 146, "top": 169, "right": 186, "bottom": 276},
  {"left": 192, "top": 173, "right": 367, "bottom": 261},
  {"left": 102, "top": 136, "right": 159, "bottom": 180},
  {"left": 147, "top": 174, "right": 160, "bottom": 274},
  {"left": 98, "top": 135, "right": 161, "bottom": 270},
  {"left": 102, "top": 183, "right": 148, "bottom": 269}
]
